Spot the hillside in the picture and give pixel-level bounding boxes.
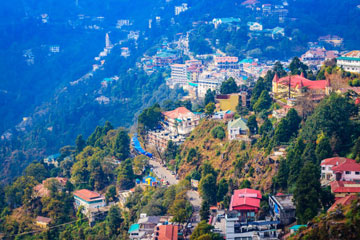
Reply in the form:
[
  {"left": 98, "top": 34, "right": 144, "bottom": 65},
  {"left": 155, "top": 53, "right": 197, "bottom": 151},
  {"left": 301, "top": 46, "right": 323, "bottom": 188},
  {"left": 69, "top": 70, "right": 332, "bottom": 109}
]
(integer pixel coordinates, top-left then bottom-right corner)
[
  {"left": 290, "top": 197, "right": 360, "bottom": 240},
  {"left": 176, "top": 119, "right": 278, "bottom": 192}
]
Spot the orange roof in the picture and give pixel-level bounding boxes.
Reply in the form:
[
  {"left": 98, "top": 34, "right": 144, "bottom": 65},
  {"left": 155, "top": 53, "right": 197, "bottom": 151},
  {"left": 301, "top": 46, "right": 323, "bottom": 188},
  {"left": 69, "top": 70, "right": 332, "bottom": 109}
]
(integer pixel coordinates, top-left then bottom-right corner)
[
  {"left": 155, "top": 225, "right": 178, "bottom": 240},
  {"left": 73, "top": 189, "right": 104, "bottom": 202},
  {"left": 162, "top": 107, "right": 192, "bottom": 119},
  {"left": 332, "top": 161, "right": 360, "bottom": 172},
  {"left": 328, "top": 195, "right": 357, "bottom": 212},
  {"left": 321, "top": 157, "right": 355, "bottom": 166},
  {"left": 36, "top": 216, "right": 52, "bottom": 224}
]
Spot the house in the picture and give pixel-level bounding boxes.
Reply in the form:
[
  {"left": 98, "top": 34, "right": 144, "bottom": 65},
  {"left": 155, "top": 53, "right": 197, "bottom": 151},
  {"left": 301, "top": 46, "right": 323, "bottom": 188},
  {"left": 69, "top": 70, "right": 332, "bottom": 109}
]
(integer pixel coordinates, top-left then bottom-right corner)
[
  {"left": 271, "top": 27, "right": 285, "bottom": 39},
  {"left": 272, "top": 73, "right": 331, "bottom": 99},
  {"left": 43, "top": 153, "right": 61, "bottom": 167},
  {"left": 175, "top": 3, "right": 188, "bottom": 15},
  {"left": 247, "top": 22, "right": 263, "bottom": 31},
  {"left": 227, "top": 118, "right": 249, "bottom": 140},
  {"left": 162, "top": 107, "right": 201, "bottom": 136},
  {"left": 36, "top": 216, "right": 52, "bottom": 228},
  {"left": 129, "top": 223, "right": 144, "bottom": 240},
  {"left": 73, "top": 189, "right": 106, "bottom": 215},
  {"left": 330, "top": 181, "right": 360, "bottom": 200},
  {"left": 147, "top": 129, "right": 186, "bottom": 151},
  {"left": 212, "top": 110, "right": 234, "bottom": 120},
  {"left": 269, "top": 194, "right": 296, "bottom": 226},
  {"left": 272, "top": 105, "right": 291, "bottom": 119},
  {"left": 212, "top": 17, "right": 241, "bottom": 28},
  {"left": 153, "top": 224, "right": 179, "bottom": 240},
  {"left": 337, "top": 50, "right": 360, "bottom": 73},
  {"left": 318, "top": 35, "right": 343, "bottom": 47},
  {"left": 328, "top": 195, "right": 357, "bottom": 212},
  {"left": 129, "top": 214, "right": 171, "bottom": 240},
  {"left": 226, "top": 188, "right": 279, "bottom": 240},
  {"left": 320, "top": 157, "right": 360, "bottom": 184},
  {"left": 289, "top": 225, "right": 307, "bottom": 234}
]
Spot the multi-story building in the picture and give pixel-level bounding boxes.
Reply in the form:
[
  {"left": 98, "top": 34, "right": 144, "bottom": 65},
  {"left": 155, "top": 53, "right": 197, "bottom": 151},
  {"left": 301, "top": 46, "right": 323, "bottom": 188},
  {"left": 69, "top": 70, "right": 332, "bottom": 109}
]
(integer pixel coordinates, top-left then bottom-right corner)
[
  {"left": 162, "top": 107, "right": 201, "bottom": 136},
  {"left": 330, "top": 181, "right": 360, "bottom": 200},
  {"left": 321, "top": 157, "right": 360, "bottom": 184},
  {"left": 169, "top": 64, "right": 189, "bottom": 87},
  {"left": 228, "top": 118, "right": 250, "bottom": 141},
  {"left": 337, "top": 51, "right": 360, "bottom": 73},
  {"left": 73, "top": 189, "right": 106, "bottom": 215},
  {"left": 318, "top": 35, "right": 343, "bottom": 47},
  {"left": 212, "top": 17, "right": 241, "bottom": 29},
  {"left": 214, "top": 56, "right": 239, "bottom": 70},
  {"left": 247, "top": 22, "right": 263, "bottom": 31},
  {"left": 175, "top": 3, "right": 188, "bottom": 15},
  {"left": 153, "top": 224, "right": 179, "bottom": 240},
  {"left": 269, "top": 194, "right": 296, "bottom": 226}
]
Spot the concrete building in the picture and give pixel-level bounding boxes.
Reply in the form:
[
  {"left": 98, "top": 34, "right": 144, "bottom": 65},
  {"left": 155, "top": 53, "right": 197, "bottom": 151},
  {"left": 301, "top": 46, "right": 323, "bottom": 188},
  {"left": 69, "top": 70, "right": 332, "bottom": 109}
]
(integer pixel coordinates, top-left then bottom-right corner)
[
  {"left": 169, "top": 64, "right": 189, "bottom": 87},
  {"left": 175, "top": 3, "right": 188, "bottom": 15},
  {"left": 162, "top": 107, "right": 201, "bottom": 136},
  {"left": 337, "top": 51, "right": 360, "bottom": 73},
  {"left": 36, "top": 216, "right": 52, "bottom": 229},
  {"left": 247, "top": 22, "right": 263, "bottom": 31},
  {"left": 214, "top": 56, "right": 239, "bottom": 70},
  {"left": 43, "top": 153, "right": 61, "bottom": 167},
  {"left": 269, "top": 194, "right": 296, "bottom": 226},
  {"left": 330, "top": 181, "right": 360, "bottom": 200},
  {"left": 212, "top": 17, "right": 241, "bottom": 29},
  {"left": 73, "top": 189, "right": 106, "bottom": 215},
  {"left": 153, "top": 224, "right": 179, "bottom": 240}
]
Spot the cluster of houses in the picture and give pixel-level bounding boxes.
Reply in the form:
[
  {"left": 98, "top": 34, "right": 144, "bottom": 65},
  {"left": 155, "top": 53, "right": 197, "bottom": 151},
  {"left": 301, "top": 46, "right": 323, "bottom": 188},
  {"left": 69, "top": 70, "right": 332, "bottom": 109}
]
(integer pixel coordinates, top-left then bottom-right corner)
[
  {"left": 208, "top": 188, "right": 297, "bottom": 239},
  {"left": 320, "top": 157, "right": 360, "bottom": 211}
]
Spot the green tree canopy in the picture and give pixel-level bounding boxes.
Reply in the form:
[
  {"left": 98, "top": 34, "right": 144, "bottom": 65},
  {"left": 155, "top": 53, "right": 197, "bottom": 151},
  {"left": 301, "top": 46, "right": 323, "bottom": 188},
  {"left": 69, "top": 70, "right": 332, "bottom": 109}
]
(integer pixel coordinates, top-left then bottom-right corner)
[
  {"left": 220, "top": 77, "right": 238, "bottom": 94},
  {"left": 113, "top": 129, "right": 130, "bottom": 160}
]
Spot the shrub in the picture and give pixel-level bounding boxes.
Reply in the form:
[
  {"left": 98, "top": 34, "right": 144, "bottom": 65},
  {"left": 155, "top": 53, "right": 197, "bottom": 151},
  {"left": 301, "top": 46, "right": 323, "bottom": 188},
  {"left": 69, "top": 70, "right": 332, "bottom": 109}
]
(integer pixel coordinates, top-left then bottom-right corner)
[{"left": 211, "top": 126, "right": 225, "bottom": 140}]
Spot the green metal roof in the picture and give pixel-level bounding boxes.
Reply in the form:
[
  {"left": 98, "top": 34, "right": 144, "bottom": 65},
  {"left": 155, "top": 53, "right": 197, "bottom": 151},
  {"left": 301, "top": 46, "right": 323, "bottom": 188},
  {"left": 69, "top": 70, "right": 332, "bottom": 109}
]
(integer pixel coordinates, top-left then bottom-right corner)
[
  {"left": 228, "top": 118, "right": 249, "bottom": 130},
  {"left": 128, "top": 224, "right": 140, "bottom": 233},
  {"left": 188, "top": 82, "right": 198, "bottom": 87},
  {"left": 337, "top": 57, "right": 360, "bottom": 61}
]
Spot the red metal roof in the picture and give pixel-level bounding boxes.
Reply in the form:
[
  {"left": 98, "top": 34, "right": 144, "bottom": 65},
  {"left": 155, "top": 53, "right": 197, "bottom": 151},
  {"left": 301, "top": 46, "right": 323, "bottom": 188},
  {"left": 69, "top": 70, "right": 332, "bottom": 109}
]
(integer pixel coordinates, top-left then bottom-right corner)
[
  {"left": 233, "top": 188, "right": 262, "bottom": 199},
  {"left": 156, "top": 225, "right": 178, "bottom": 240},
  {"left": 328, "top": 195, "right": 357, "bottom": 212},
  {"left": 231, "top": 197, "right": 260, "bottom": 210},
  {"left": 332, "top": 161, "right": 360, "bottom": 172},
  {"left": 320, "top": 157, "right": 355, "bottom": 166},
  {"left": 73, "top": 189, "right": 104, "bottom": 202},
  {"left": 330, "top": 181, "right": 360, "bottom": 193}
]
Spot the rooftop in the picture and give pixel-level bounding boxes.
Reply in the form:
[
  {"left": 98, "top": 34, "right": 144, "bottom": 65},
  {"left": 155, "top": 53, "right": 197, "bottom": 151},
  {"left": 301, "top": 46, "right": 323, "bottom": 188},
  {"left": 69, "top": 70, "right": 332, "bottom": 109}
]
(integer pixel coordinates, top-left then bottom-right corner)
[
  {"left": 155, "top": 225, "right": 179, "bottom": 240},
  {"left": 330, "top": 181, "right": 360, "bottom": 193},
  {"left": 321, "top": 157, "right": 355, "bottom": 166},
  {"left": 36, "top": 216, "right": 52, "bottom": 224},
  {"left": 271, "top": 194, "right": 295, "bottom": 210},
  {"left": 73, "top": 189, "right": 104, "bottom": 202},
  {"left": 228, "top": 118, "right": 249, "bottom": 130},
  {"left": 162, "top": 107, "right": 195, "bottom": 120},
  {"left": 328, "top": 195, "right": 357, "bottom": 212},
  {"left": 129, "top": 223, "right": 140, "bottom": 233},
  {"left": 273, "top": 74, "right": 328, "bottom": 90},
  {"left": 332, "top": 161, "right": 360, "bottom": 172}
]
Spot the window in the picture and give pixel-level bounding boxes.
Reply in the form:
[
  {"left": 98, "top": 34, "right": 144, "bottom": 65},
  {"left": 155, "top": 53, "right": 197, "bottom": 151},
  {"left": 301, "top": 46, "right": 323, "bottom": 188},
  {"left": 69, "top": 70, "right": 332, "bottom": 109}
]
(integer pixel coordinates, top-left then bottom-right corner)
[
  {"left": 322, "top": 167, "right": 325, "bottom": 170},
  {"left": 356, "top": 172, "right": 360, "bottom": 175},
  {"left": 346, "top": 171, "right": 351, "bottom": 174}
]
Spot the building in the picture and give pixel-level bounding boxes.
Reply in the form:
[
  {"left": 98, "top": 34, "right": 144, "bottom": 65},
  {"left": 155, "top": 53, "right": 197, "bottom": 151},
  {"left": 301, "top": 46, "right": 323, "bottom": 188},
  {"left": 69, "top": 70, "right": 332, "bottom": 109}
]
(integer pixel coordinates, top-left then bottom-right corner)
[
  {"left": 43, "top": 153, "right": 61, "bottom": 167},
  {"left": 175, "top": 3, "right": 188, "bottom": 15},
  {"left": 162, "top": 107, "right": 201, "bottom": 136},
  {"left": 154, "top": 225, "right": 179, "bottom": 240},
  {"left": 129, "top": 214, "right": 171, "bottom": 240},
  {"left": 147, "top": 129, "right": 186, "bottom": 150},
  {"left": 226, "top": 188, "right": 279, "bottom": 240},
  {"left": 227, "top": 118, "right": 249, "bottom": 140},
  {"left": 337, "top": 51, "right": 360, "bottom": 73},
  {"left": 269, "top": 194, "right": 296, "bottom": 226},
  {"left": 73, "top": 189, "right": 106, "bottom": 215},
  {"left": 129, "top": 223, "right": 144, "bottom": 240},
  {"left": 318, "top": 35, "right": 343, "bottom": 47},
  {"left": 154, "top": 49, "right": 180, "bottom": 68},
  {"left": 196, "top": 74, "right": 224, "bottom": 98},
  {"left": 272, "top": 73, "right": 331, "bottom": 99},
  {"left": 216, "top": 94, "right": 240, "bottom": 112},
  {"left": 214, "top": 56, "right": 239, "bottom": 69},
  {"left": 320, "top": 157, "right": 360, "bottom": 184},
  {"left": 141, "top": 176, "right": 158, "bottom": 186},
  {"left": 330, "top": 181, "right": 360, "bottom": 200},
  {"left": 212, "top": 18, "right": 241, "bottom": 29},
  {"left": 289, "top": 225, "right": 307, "bottom": 234},
  {"left": 213, "top": 110, "right": 235, "bottom": 120},
  {"left": 247, "top": 22, "right": 263, "bottom": 31},
  {"left": 36, "top": 216, "right": 52, "bottom": 229},
  {"left": 105, "top": 33, "right": 113, "bottom": 49},
  {"left": 169, "top": 64, "right": 189, "bottom": 87},
  {"left": 121, "top": 47, "right": 130, "bottom": 57},
  {"left": 116, "top": 19, "right": 131, "bottom": 28},
  {"left": 49, "top": 45, "right": 60, "bottom": 53}
]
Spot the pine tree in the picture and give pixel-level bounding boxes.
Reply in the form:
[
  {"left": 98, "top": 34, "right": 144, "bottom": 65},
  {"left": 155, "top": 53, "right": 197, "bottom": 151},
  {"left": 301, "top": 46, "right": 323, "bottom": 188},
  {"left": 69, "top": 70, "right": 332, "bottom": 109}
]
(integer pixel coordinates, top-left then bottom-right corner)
[
  {"left": 216, "top": 178, "right": 228, "bottom": 202},
  {"left": 113, "top": 129, "right": 130, "bottom": 160},
  {"left": 315, "top": 133, "right": 332, "bottom": 164},
  {"left": 293, "top": 162, "right": 321, "bottom": 224},
  {"left": 199, "top": 174, "right": 217, "bottom": 205},
  {"left": 204, "top": 89, "right": 216, "bottom": 106},
  {"left": 253, "top": 90, "right": 272, "bottom": 113},
  {"left": 247, "top": 115, "right": 258, "bottom": 134},
  {"left": 200, "top": 200, "right": 210, "bottom": 222},
  {"left": 75, "top": 134, "right": 86, "bottom": 153},
  {"left": 276, "top": 158, "right": 288, "bottom": 190}
]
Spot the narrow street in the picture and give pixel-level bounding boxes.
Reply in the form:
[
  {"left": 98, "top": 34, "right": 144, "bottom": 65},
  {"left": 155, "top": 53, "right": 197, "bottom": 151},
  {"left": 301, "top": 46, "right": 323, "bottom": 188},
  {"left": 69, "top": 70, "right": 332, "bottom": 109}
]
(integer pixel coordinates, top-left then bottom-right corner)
[{"left": 149, "top": 159, "right": 178, "bottom": 185}]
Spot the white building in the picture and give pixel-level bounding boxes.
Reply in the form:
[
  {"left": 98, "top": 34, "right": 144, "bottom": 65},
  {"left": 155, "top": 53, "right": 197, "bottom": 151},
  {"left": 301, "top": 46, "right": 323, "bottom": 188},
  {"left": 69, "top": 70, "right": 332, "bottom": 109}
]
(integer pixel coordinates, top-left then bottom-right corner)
[
  {"left": 321, "top": 157, "right": 360, "bottom": 184},
  {"left": 169, "top": 64, "right": 189, "bottom": 87},
  {"left": 337, "top": 51, "right": 360, "bottom": 73},
  {"left": 197, "top": 76, "right": 223, "bottom": 98},
  {"left": 228, "top": 118, "right": 249, "bottom": 141},
  {"left": 175, "top": 3, "right": 188, "bottom": 15},
  {"left": 73, "top": 189, "right": 106, "bottom": 216},
  {"left": 247, "top": 22, "right": 263, "bottom": 31},
  {"left": 49, "top": 45, "right": 60, "bottom": 53},
  {"left": 116, "top": 19, "right": 131, "bottom": 29},
  {"left": 162, "top": 107, "right": 201, "bottom": 136}
]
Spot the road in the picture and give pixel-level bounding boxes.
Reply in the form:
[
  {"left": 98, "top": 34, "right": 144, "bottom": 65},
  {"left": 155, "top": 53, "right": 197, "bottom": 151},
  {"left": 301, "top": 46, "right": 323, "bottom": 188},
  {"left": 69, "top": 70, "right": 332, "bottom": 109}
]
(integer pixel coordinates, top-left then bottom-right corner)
[
  {"left": 149, "top": 159, "right": 178, "bottom": 185},
  {"left": 187, "top": 190, "right": 202, "bottom": 226}
]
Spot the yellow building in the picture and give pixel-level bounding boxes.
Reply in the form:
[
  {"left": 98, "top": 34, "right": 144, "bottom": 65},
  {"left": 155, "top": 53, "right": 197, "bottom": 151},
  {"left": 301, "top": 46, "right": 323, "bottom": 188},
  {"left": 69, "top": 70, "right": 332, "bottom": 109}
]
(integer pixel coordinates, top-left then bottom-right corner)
[
  {"left": 216, "top": 93, "right": 240, "bottom": 112},
  {"left": 36, "top": 216, "right": 51, "bottom": 228}
]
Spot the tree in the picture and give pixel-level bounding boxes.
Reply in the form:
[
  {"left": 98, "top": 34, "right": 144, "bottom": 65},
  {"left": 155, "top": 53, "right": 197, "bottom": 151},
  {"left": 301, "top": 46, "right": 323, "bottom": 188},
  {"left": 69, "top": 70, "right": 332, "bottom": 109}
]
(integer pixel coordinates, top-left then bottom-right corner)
[
  {"left": 315, "top": 133, "right": 332, "bottom": 164},
  {"left": 133, "top": 155, "right": 149, "bottom": 175},
  {"left": 190, "top": 221, "right": 223, "bottom": 240},
  {"left": 117, "top": 159, "right": 134, "bottom": 190},
  {"left": 106, "top": 185, "right": 117, "bottom": 203},
  {"left": 75, "top": 134, "right": 86, "bottom": 153},
  {"left": 286, "top": 108, "right": 302, "bottom": 134},
  {"left": 250, "top": 78, "right": 265, "bottom": 108},
  {"left": 205, "top": 102, "right": 215, "bottom": 116},
  {"left": 199, "top": 174, "right": 217, "bottom": 205},
  {"left": 253, "top": 90, "right": 271, "bottom": 113},
  {"left": 169, "top": 193, "right": 192, "bottom": 223},
  {"left": 24, "top": 163, "right": 49, "bottom": 183},
  {"left": 352, "top": 137, "right": 360, "bottom": 162},
  {"left": 200, "top": 200, "right": 210, "bottom": 222},
  {"left": 204, "top": 89, "right": 216, "bottom": 106},
  {"left": 106, "top": 205, "right": 123, "bottom": 235},
  {"left": 113, "top": 129, "right": 130, "bottom": 160},
  {"left": 138, "top": 103, "right": 163, "bottom": 133},
  {"left": 259, "top": 118, "right": 273, "bottom": 136},
  {"left": 220, "top": 77, "right": 238, "bottom": 94},
  {"left": 247, "top": 115, "right": 258, "bottom": 135},
  {"left": 164, "top": 140, "right": 179, "bottom": 162},
  {"left": 211, "top": 126, "right": 225, "bottom": 140},
  {"left": 293, "top": 162, "right": 321, "bottom": 224},
  {"left": 216, "top": 178, "right": 228, "bottom": 202},
  {"left": 289, "top": 57, "right": 308, "bottom": 75},
  {"left": 275, "top": 159, "right": 288, "bottom": 190}
]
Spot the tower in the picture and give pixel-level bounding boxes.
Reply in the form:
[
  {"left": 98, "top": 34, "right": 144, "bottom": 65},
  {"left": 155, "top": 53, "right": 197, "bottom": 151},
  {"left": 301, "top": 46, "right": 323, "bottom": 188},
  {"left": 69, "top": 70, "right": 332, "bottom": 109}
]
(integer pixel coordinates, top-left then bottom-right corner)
[
  {"left": 272, "top": 73, "right": 279, "bottom": 94},
  {"left": 105, "top": 33, "right": 113, "bottom": 49},
  {"left": 325, "top": 78, "right": 332, "bottom": 95}
]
